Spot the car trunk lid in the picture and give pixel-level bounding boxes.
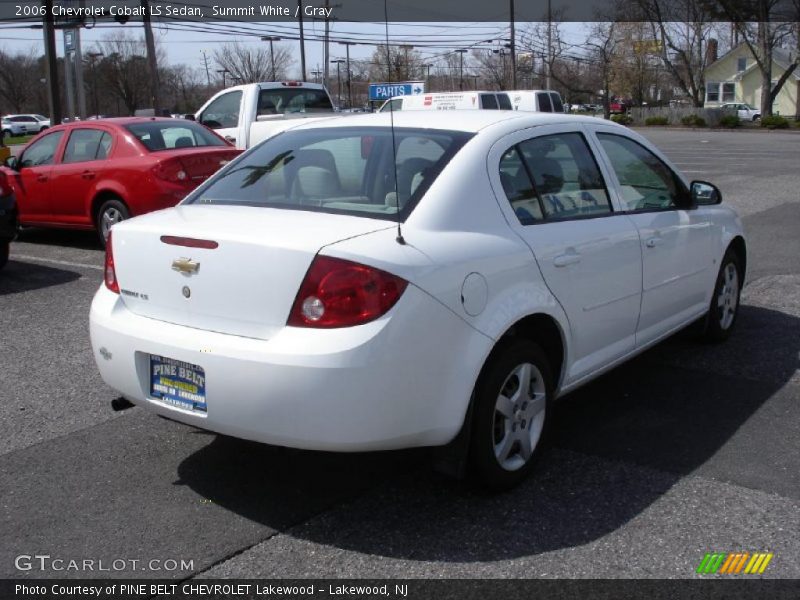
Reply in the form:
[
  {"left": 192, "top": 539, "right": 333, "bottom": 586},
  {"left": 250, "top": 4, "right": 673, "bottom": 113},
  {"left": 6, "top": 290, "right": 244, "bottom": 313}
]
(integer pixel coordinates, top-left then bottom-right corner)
[{"left": 111, "top": 205, "right": 392, "bottom": 339}]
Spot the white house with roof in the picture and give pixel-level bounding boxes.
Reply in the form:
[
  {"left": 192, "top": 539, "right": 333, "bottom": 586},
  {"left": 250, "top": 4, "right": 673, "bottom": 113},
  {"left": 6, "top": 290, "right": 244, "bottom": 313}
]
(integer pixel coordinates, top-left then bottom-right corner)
[{"left": 704, "top": 42, "right": 799, "bottom": 117}]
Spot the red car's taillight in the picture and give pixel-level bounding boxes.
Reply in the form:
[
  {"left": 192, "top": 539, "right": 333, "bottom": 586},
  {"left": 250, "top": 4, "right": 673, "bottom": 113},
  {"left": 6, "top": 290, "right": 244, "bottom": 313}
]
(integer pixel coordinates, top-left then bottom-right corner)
[
  {"left": 287, "top": 256, "right": 408, "bottom": 328},
  {"left": 153, "top": 158, "right": 189, "bottom": 184},
  {"left": 104, "top": 231, "right": 120, "bottom": 294}
]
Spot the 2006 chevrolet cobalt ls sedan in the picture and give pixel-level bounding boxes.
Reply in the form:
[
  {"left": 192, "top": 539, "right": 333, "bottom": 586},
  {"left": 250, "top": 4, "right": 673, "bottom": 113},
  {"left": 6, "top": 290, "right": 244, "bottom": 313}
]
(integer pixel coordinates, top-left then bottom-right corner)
[{"left": 90, "top": 111, "right": 745, "bottom": 488}]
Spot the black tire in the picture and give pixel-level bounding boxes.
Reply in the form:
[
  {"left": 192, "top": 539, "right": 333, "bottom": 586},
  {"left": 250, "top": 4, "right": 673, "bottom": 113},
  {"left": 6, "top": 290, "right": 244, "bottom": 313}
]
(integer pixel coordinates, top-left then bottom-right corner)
[
  {"left": 0, "top": 241, "right": 8, "bottom": 270},
  {"left": 469, "top": 339, "right": 554, "bottom": 490},
  {"left": 702, "top": 249, "right": 742, "bottom": 342},
  {"left": 95, "top": 198, "right": 129, "bottom": 246}
]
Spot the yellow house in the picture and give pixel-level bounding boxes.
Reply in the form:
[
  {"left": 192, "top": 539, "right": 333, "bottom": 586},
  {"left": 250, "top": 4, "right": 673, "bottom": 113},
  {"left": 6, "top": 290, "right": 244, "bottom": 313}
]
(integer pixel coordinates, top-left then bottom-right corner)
[{"left": 704, "top": 43, "right": 799, "bottom": 117}]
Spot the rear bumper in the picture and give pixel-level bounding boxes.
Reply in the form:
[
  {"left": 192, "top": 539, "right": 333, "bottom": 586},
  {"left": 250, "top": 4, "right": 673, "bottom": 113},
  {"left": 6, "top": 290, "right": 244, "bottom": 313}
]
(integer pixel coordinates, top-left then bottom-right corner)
[{"left": 90, "top": 285, "right": 491, "bottom": 451}]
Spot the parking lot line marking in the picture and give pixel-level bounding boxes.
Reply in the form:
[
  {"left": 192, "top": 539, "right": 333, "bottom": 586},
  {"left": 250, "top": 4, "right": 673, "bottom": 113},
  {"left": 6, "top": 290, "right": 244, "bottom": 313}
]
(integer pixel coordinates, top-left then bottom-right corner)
[{"left": 11, "top": 254, "right": 103, "bottom": 271}]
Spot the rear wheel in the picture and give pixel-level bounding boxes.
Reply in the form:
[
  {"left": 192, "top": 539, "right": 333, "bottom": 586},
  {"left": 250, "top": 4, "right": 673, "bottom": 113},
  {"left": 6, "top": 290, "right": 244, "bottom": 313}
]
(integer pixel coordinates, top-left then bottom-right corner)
[
  {"left": 469, "top": 339, "right": 553, "bottom": 489},
  {"left": 703, "top": 250, "right": 742, "bottom": 342},
  {"left": 0, "top": 241, "right": 9, "bottom": 270},
  {"left": 96, "top": 198, "right": 129, "bottom": 245}
]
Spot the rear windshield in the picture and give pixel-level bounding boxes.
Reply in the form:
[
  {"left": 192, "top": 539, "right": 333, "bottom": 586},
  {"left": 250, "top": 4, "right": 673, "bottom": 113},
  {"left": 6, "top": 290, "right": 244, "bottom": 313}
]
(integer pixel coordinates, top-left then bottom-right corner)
[
  {"left": 258, "top": 88, "right": 334, "bottom": 116},
  {"left": 125, "top": 121, "right": 226, "bottom": 152},
  {"left": 188, "top": 126, "right": 472, "bottom": 221}
]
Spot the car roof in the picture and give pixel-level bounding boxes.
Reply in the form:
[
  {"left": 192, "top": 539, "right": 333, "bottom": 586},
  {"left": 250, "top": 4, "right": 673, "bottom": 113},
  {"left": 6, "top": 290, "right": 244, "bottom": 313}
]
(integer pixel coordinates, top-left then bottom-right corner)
[
  {"left": 290, "top": 110, "right": 612, "bottom": 134},
  {"left": 45, "top": 117, "right": 199, "bottom": 132}
]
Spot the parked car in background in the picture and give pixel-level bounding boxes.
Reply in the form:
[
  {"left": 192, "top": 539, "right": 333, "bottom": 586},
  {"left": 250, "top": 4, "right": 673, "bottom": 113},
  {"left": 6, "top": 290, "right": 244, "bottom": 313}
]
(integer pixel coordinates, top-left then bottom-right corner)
[
  {"left": 3, "top": 114, "right": 50, "bottom": 133},
  {"left": 1, "top": 118, "right": 27, "bottom": 138},
  {"left": 0, "top": 169, "right": 16, "bottom": 270},
  {"left": 192, "top": 81, "right": 337, "bottom": 150},
  {"left": 90, "top": 111, "right": 746, "bottom": 488},
  {"left": 2, "top": 117, "right": 241, "bottom": 244},
  {"left": 721, "top": 103, "right": 761, "bottom": 121}
]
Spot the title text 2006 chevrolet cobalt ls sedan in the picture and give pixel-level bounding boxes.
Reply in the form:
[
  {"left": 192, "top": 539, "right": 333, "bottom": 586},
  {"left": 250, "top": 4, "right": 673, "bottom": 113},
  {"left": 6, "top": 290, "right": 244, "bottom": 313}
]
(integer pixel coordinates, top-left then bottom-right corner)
[{"left": 90, "top": 112, "right": 745, "bottom": 488}]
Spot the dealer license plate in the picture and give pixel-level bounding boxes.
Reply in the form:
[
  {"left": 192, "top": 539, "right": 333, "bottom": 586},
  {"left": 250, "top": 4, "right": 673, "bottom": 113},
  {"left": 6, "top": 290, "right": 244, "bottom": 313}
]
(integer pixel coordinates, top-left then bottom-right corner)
[{"left": 149, "top": 355, "right": 207, "bottom": 413}]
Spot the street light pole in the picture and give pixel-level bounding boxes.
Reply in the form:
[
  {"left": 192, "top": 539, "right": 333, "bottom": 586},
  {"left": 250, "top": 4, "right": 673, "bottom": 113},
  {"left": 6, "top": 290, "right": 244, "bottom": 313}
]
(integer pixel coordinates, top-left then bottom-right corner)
[
  {"left": 87, "top": 51, "right": 103, "bottom": 117},
  {"left": 261, "top": 36, "right": 281, "bottom": 80},
  {"left": 216, "top": 69, "right": 229, "bottom": 88}
]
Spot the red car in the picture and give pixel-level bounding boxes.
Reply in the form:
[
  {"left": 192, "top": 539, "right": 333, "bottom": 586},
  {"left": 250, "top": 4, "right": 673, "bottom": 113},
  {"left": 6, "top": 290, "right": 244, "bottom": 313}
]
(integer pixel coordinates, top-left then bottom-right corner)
[{"left": 2, "top": 118, "right": 241, "bottom": 244}]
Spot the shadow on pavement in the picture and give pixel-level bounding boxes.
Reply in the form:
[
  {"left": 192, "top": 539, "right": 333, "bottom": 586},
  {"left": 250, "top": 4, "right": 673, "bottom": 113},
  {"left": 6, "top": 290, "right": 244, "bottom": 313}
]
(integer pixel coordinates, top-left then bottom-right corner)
[
  {"left": 0, "top": 259, "right": 82, "bottom": 295},
  {"left": 176, "top": 304, "right": 798, "bottom": 560},
  {"left": 16, "top": 227, "right": 102, "bottom": 251}
]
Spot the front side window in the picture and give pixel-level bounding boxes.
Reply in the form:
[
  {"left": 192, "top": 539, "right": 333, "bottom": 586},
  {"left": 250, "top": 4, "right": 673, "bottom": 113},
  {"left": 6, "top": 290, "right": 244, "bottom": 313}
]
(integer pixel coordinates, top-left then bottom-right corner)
[
  {"left": 550, "top": 93, "right": 564, "bottom": 112},
  {"left": 199, "top": 91, "right": 242, "bottom": 129},
  {"left": 480, "top": 94, "right": 499, "bottom": 109},
  {"left": 20, "top": 131, "right": 64, "bottom": 167},
  {"left": 63, "top": 129, "right": 111, "bottom": 163},
  {"left": 499, "top": 132, "right": 611, "bottom": 223},
  {"left": 597, "top": 133, "right": 689, "bottom": 211},
  {"left": 189, "top": 126, "right": 471, "bottom": 221},
  {"left": 125, "top": 122, "right": 226, "bottom": 152}
]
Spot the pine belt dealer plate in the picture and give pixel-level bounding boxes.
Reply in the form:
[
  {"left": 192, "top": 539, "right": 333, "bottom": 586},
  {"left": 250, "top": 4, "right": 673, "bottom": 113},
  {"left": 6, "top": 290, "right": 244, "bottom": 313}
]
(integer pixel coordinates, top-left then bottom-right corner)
[{"left": 149, "top": 355, "right": 207, "bottom": 413}]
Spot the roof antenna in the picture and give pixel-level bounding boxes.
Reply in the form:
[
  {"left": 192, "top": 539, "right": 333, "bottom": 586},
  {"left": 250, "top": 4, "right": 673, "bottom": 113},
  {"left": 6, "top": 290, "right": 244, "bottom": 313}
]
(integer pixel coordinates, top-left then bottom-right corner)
[{"left": 384, "top": 0, "right": 405, "bottom": 245}]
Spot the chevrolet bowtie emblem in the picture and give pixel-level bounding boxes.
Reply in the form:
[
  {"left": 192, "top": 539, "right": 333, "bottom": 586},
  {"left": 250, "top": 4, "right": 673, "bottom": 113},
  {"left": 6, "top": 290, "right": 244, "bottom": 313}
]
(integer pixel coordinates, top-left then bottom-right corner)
[{"left": 172, "top": 257, "right": 200, "bottom": 274}]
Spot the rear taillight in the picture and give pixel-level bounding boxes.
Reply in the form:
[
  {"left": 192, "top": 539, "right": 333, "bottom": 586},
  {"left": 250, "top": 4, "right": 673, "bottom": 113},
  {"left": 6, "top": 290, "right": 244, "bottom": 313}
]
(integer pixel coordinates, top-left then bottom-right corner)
[
  {"left": 287, "top": 256, "right": 408, "bottom": 328},
  {"left": 104, "top": 231, "right": 119, "bottom": 294},
  {"left": 153, "top": 158, "right": 189, "bottom": 184}
]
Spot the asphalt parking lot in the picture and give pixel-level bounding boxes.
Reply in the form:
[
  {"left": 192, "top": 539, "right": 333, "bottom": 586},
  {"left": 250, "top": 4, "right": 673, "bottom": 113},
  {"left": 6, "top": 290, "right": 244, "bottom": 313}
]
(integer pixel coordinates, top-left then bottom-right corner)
[{"left": 1, "top": 128, "right": 798, "bottom": 581}]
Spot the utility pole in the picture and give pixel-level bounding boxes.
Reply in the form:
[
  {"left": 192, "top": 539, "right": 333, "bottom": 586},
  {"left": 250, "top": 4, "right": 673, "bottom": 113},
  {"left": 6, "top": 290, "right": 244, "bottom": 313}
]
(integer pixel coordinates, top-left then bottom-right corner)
[
  {"left": 42, "top": 0, "right": 62, "bottom": 125},
  {"left": 339, "top": 41, "right": 355, "bottom": 108},
  {"left": 456, "top": 49, "right": 467, "bottom": 91},
  {"left": 87, "top": 52, "right": 103, "bottom": 117},
  {"left": 323, "top": 0, "right": 329, "bottom": 89},
  {"left": 510, "top": 0, "right": 517, "bottom": 89},
  {"left": 141, "top": 0, "right": 162, "bottom": 113},
  {"left": 545, "top": 0, "right": 552, "bottom": 90},
  {"left": 200, "top": 50, "right": 212, "bottom": 87},
  {"left": 74, "top": 27, "right": 87, "bottom": 119},
  {"left": 331, "top": 59, "right": 344, "bottom": 106},
  {"left": 298, "top": 0, "right": 307, "bottom": 80},
  {"left": 64, "top": 31, "right": 76, "bottom": 121},
  {"left": 399, "top": 44, "right": 413, "bottom": 80},
  {"left": 261, "top": 37, "right": 281, "bottom": 80}
]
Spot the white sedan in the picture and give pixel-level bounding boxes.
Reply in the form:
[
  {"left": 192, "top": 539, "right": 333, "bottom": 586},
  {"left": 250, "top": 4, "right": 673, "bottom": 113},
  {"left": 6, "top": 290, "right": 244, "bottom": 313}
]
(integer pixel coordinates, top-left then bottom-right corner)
[{"left": 90, "top": 112, "right": 746, "bottom": 488}]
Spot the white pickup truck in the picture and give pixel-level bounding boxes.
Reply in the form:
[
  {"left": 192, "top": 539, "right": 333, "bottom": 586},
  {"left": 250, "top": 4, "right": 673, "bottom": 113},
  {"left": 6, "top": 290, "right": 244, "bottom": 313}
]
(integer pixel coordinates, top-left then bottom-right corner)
[{"left": 192, "top": 82, "right": 338, "bottom": 150}]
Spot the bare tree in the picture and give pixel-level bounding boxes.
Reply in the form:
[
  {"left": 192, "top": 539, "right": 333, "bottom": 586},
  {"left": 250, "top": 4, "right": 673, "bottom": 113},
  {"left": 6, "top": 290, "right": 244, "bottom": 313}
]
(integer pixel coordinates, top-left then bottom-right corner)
[
  {"left": 213, "top": 42, "right": 293, "bottom": 84},
  {"left": 635, "top": 0, "right": 720, "bottom": 106},
  {"left": 716, "top": 0, "right": 800, "bottom": 116},
  {"left": 93, "top": 33, "right": 158, "bottom": 114},
  {"left": 161, "top": 64, "right": 207, "bottom": 113},
  {"left": 0, "top": 47, "right": 41, "bottom": 113}
]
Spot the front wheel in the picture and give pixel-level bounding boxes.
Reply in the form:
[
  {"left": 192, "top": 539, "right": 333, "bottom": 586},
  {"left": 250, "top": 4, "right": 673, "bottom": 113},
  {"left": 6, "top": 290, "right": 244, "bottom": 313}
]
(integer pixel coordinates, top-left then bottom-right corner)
[
  {"left": 703, "top": 250, "right": 742, "bottom": 342},
  {"left": 96, "top": 198, "right": 129, "bottom": 245},
  {"left": 469, "top": 339, "right": 553, "bottom": 489}
]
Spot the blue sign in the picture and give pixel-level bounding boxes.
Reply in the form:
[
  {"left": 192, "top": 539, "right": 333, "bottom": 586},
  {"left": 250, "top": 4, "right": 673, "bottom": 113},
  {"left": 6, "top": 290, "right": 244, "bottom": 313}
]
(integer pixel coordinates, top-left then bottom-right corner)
[{"left": 369, "top": 81, "right": 425, "bottom": 102}]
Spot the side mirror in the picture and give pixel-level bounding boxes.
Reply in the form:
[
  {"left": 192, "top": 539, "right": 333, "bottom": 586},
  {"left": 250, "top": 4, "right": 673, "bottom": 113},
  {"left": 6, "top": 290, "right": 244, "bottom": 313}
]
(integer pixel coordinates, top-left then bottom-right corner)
[
  {"left": 4, "top": 156, "right": 18, "bottom": 170},
  {"left": 691, "top": 180, "right": 721, "bottom": 205},
  {"left": 183, "top": 114, "right": 196, "bottom": 121}
]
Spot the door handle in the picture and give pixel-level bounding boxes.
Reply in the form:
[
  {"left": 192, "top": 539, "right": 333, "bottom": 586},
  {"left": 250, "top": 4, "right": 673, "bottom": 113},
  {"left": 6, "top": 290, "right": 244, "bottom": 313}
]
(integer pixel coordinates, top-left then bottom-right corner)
[
  {"left": 81, "top": 171, "right": 95, "bottom": 179},
  {"left": 645, "top": 236, "right": 663, "bottom": 248},
  {"left": 36, "top": 175, "right": 48, "bottom": 182},
  {"left": 553, "top": 252, "right": 581, "bottom": 267}
]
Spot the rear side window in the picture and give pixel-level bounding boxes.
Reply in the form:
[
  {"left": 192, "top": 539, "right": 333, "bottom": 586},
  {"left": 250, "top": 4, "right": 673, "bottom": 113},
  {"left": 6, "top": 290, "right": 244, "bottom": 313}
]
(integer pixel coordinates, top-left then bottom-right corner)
[
  {"left": 63, "top": 129, "right": 111, "bottom": 163},
  {"left": 125, "top": 122, "right": 226, "bottom": 152},
  {"left": 499, "top": 132, "right": 612, "bottom": 223},
  {"left": 497, "top": 94, "right": 512, "bottom": 110},
  {"left": 537, "top": 92, "right": 553, "bottom": 112},
  {"left": 199, "top": 91, "right": 242, "bottom": 129},
  {"left": 189, "top": 126, "right": 472, "bottom": 221},
  {"left": 480, "top": 94, "right": 499, "bottom": 110}
]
